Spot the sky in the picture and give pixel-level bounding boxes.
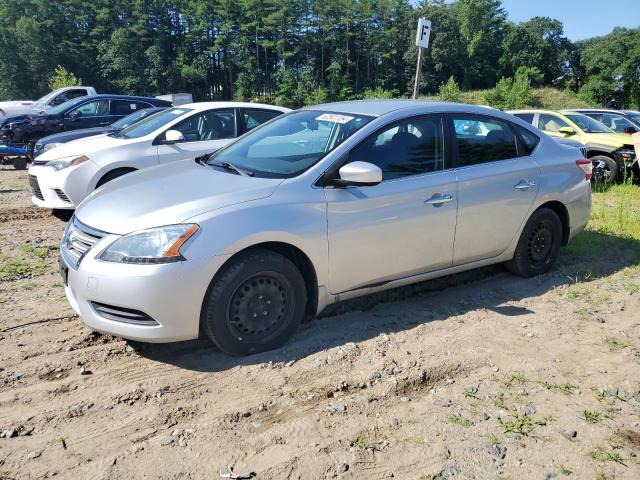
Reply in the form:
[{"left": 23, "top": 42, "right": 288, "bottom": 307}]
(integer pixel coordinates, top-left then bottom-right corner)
[{"left": 499, "top": 0, "right": 640, "bottom": 41}]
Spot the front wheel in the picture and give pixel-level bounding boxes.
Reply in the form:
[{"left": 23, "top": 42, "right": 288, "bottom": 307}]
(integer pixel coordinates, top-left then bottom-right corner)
[
  {"left": 591, "top": 155, "right": 618, "bottom": 184},
  {"left": 201, "top": 249, "right": 307, "bottom": 355},
  {"left": 12, "top": 157, "right": 27, "bottom": 170},
  {"left": 506, "top": 208, "right": 562, "bottom": 278}
]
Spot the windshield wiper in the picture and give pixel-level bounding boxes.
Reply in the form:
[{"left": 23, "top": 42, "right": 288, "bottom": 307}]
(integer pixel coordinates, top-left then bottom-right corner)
[{"left": 210, "top": 161, "right": 254, "bottom": 177}]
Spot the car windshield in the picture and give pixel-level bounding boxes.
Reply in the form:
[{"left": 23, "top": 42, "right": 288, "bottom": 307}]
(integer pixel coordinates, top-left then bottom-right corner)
[
  {"left": 626, "top": 112, "right": 640, "bottom": 124},
  {"left": 118, "top": 107, "right": 193, "bottom": 139},
  {"left": 565, "top": 113, "right": 613, "bottom": 134},
  {"left": 207, "top": 110, "right": 374, "bottom": 178},
  {"left": 45, "top": 96, "right": 87, "bottom": 115},
  {"left": 110, "top": 108, "right": 161, "bottom": 129}
]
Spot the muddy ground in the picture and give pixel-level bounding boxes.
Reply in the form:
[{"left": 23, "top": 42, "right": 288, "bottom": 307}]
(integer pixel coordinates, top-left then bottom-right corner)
[{"left": 0, "top": 165, "right": 639, "bottom": 480}]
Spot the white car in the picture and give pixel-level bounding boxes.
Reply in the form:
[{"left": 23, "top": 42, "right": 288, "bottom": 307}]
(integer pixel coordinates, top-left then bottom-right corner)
[
  {"left": 0, "top": 86, "right": 97, "bottom": 116},
  {"left": 28, "top": 102, "right": 289, "bottom": 209}
]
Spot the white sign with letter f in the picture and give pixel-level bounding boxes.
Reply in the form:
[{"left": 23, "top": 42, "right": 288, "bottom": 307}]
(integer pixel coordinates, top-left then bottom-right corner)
[{"left": 415, "top": 18, "right": 431, "bottom": 48}]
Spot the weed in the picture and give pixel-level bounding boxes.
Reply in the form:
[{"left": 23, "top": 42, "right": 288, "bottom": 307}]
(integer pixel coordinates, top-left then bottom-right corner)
[
  {"left": 0, "top": 257, "right": 31, "bottom": 280},
  {"left": 541, "top": 381, "right": 576, "bottom": 395},
  {"left": 488, "top": 433, "right": 501, "bottom": 445},
  {"left": 559, "top": 465, "right": 572, "bottom": 476},
  {"left": 503, "top": 372, "right": 528, "bottom": 388},
  {"left": 463, "top": 386, "right": 479, "bottom": 399},
  {"left": 446, "top": 414, "right": 473, "bottom": 427},
  {"left": 582, "top": 410, "right": 602, "bottom": 424},
  {"left": 594, "top": 474, "right": 614, "bottom": 480},
  {"left": 588, "top": 447, "right": 626, "bottom": 465},
  {"left": 604, "top": 337, "right": 630, "bottom": 351},
  {"left": 499, "top": 412, "right": 536, "bottom": 436},
  {"left": 492, "top": 392, "right": 507, "bottom": 409}
]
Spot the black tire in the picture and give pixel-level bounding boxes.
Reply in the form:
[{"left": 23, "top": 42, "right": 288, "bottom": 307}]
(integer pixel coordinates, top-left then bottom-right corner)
[
  {"left": 52, "top": 209, "right": 73, "bottom": 221},
  {"left": 506, "top": 208, "right": 563, "bottom": 278},
  {"left": 201, "top": 249, "right": 307, "bottom": 355},
  {"left": 96, "top": 168, "right": 136, "bottom": 188},
  {"left": 591, "top": 155, "right": 618, "bottom": 184},
  {"left": 12, "top": 157, "right": 27, "bottom": 170}
]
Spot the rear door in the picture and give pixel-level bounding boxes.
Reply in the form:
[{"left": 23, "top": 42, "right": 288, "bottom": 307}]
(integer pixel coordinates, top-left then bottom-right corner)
[
  {"left": 449, "top": 114, "right": 541, "bottom": 265},
  {"left": 156, "top": 108, "right": 236, "bottom": 164},
  {"left": 325, "top": 113, "right": 458, "bottom": 294}
]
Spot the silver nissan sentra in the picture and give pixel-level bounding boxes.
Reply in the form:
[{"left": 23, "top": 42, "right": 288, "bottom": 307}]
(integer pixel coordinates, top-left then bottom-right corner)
[{"left": 60, "top": 100, "right": 592, "bottom": 355}]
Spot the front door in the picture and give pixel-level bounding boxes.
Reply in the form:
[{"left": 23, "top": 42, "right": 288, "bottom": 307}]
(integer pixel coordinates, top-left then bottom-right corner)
[
  {"left": 449, "top": 114, "right": 541, "bottom": 265},
  {"left": 325, "top": 114, "right": 458, "bottom": 294},
  {"left": 156, "top": 109, "right": 237, "bottom": 163},
  {"left": 64, "top": 99, "right": 112, "bottom": 130}
]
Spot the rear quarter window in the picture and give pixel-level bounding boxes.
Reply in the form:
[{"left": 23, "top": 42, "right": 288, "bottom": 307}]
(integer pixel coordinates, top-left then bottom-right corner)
[{"left": 514, "top": 125, "right": 540, "bottom": 155}]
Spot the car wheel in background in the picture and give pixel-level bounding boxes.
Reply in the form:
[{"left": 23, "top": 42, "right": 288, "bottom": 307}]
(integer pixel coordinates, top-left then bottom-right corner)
[
  {"left": 590, "top": 155, "right": 618, "bottom": 184},
  {"left": 12, "top": 157, "right": 27, "bottom": 170},
  {"left": 96, "top": 168, "right": 136, "bottom": 188},
  {"left": 201, "top": 249, "right": 307, "bottom": 355},
  {"left": 506, "top": 207, "right": 562, "bottom": 278}
]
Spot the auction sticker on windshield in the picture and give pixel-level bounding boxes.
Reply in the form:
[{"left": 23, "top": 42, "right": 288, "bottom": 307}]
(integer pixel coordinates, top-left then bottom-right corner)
[{"left": 316, "top": 113, "right": 354, "bottom": 124}]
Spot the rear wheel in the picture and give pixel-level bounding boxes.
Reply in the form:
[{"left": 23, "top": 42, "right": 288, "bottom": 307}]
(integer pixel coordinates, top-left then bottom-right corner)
[
  {"left": 201, "top": 249, "right": 307, "bottom": 355},
  {"left": 12, "top": 157, "right": 27, "bottom": 170},
  {"left": 591, "top": 155, "right": 618, "bottom": 184},
  {"left": 506, "top": 208, "right": 562, "bottom": 278}
]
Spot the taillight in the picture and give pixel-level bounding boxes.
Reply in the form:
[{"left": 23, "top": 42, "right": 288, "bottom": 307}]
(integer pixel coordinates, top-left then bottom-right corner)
[{"left": 576, "top": 159, "right": 592, "bottom": 181}]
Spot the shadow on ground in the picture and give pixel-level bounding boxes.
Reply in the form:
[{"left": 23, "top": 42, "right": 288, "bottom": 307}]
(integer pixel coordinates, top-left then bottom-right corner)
[{"left": 135, "top": 230, "right": 640, "bottom": 372}]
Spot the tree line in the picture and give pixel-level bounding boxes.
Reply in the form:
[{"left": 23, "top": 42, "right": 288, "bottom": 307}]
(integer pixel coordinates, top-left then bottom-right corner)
[{"left": 0, "top": 0, "right": 638, "bottom": 109}]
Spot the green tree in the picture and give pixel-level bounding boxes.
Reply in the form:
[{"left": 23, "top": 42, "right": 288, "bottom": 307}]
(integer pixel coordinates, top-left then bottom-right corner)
[
  {"left": 438, "top": 76, "right": 461, "bottom": 102},
  {"left": 48, "top": 66, "right": 80, "bottom": 90}
]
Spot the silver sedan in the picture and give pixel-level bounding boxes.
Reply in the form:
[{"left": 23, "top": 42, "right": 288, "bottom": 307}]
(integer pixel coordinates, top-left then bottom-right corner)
[{"left": 59, "top": 100, "right": 592, "bottom": 355}]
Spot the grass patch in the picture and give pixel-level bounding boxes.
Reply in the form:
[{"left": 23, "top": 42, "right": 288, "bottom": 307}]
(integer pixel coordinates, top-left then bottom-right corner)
[
  {"left": 559, "top": 465, "right": 572, "bottom": 476},
  {"left": 446, "top": 414, "right": 473, "bottom": 427},
  {"left": 588, "top": 447, "right": 626, "bottom": 465},
  {"left": 604, "top": 336, "right": 630, "bottom": 351},
  {"left": 503, "top": 372, "right": 528, "bottom": 388},
  {"left": 540, "top": 381, "right": 577, "bottom": 395},
  {"left": 499, "top": 412, "right": 536, "bottom": 437},
  {"left": 581, "top": 410, "right": 603, "bottom": 424}
]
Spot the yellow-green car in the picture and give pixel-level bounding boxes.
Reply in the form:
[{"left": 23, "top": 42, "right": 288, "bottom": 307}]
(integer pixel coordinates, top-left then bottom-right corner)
[{"left": 507, "top": 109, "right": 638, "bottom": 183}]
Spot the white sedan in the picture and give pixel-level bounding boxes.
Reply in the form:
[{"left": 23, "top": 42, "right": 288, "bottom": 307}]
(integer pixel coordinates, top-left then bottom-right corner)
[{"left": 27, "top": 102, "right": 289, "bottom": 209}]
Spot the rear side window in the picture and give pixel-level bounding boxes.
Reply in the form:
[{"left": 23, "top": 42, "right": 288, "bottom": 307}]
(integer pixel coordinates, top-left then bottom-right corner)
[
  {"left": 452, "top": 116, "right": 518, "bottom": 166},
  {"left": 349, "top": 114, "right": 444, "bottom": 180},
  {"left": 241, "top": 109, "right": 282, "bottom": 133},
  {"left": 111, "top": 100, "right": 152, "bottom": 116},
  {"left": 514, "top": 125, "right": 540, "bottom": 155},
  {"left": 512, "top": 113, "right": 534, "bottom": 124}
]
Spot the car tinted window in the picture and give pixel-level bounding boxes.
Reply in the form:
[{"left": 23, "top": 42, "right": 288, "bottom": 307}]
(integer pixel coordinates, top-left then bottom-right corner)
[
  {"left": 46, "top": 96, "right": 87, "bottom": 115},
  {"left": 565, "top": 113, "right": 611, "bottom": 133},
  {"left": 349, "top": 114, "right": 444, "bottom": 180},
  {"left": 513, "top": 113, "right": 534, "bottom": 124},
  {"left": 453, "top": 116, "right": 518, "bottom": 165},
  {"left": 170, "top": 109, "right": 235, "bottom": 142},
  {"left": 514, "top": 125, "right": 540, "bottom": 155},
  {"left": 110, "top": 100, "right": 145, "bottom": 116},
  {"left": 242, "top": 109, "right": 282, "bottom": 133},
  {"left": 600, "top": 114, "right": 636, "bottom": 133},
  {"left": 538, "top": 114, "right": 570, "bottom": 133},
  {"left": 71, "top": 99, "right": 110, "bottom": 117},
  {"left": 118, "top": 107, "right": 193, "bottom": 139},
  {"left": 208, "top": 110, "right": 373, "bottom": 178}
]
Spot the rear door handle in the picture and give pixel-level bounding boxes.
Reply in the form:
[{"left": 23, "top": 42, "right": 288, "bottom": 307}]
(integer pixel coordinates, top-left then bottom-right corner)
[
  {"left": 514, "top": 180, "right": 536, "bottom": 190},
  {"left": 425, "top": 193, "right": 454, "bottom": 206}
]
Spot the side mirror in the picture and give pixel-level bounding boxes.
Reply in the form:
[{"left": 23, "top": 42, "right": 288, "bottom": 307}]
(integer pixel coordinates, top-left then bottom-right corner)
[
  {"left": 68, "top": 110, "right": 82, "bottom": 121},
  {"left": 559, "top": 126, "right": 576, "bottom": 136},
  {"left": 624, "top": 126, "right": 637, "bottom": 134},
  {"left": 333, "top": 161, "right": 382, "bottom": 187},
  {"left": 163, "top": 129, "right": 185, "bottom": 144}
]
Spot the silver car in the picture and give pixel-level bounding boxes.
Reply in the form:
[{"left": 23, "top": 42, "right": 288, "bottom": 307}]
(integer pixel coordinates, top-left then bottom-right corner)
[{"left": 59, "top": 100, "right": 592, "bottom": 355}]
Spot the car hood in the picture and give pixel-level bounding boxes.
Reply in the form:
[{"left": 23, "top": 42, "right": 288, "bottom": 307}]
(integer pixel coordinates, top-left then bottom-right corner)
[
  {"left": 37, "top": 127, "right": 111, "bottom": 146},
  {"left": 37, "top": 133, "right": 137, "bottom": 160},
  {"left": 75, "top": 159, "right": 285, "bottom": 235},
  {"left": 583, "top": 132, "right": 630, "bottom": 148}
]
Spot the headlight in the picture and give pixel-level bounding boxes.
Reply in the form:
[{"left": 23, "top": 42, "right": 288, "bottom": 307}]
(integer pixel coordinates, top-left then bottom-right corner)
[
  {"left": 99, "top": 224, "right": 199, "bottom": 264},
  {"left": 42, "top": 142, "right": 63, "bottom": 153},
  {"left": 48, "top": 155, "right": 89, "bottom": 171}
]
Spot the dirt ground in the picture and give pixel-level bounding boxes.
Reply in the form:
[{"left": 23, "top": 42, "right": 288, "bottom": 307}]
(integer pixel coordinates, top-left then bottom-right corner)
[{"left": 1, "top": 165, "right": 639, "bottom": 480}]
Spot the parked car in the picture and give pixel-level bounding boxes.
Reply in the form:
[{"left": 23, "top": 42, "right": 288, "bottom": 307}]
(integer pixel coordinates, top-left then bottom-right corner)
[
  {"left": 569, "top": 109, "right": 640, "bottom": 135},
  {"left": 29, "top": 107, "right": 167, "bottom": 161},
  {"left": 59, "top": 100, "right": 592, "bottom": 355},
  {"left": 0, "top": 94, "right": 171, "bottom": 150},
  {"left": 29, "top": 102, "right": 289, "bottom": 209},
  {"left": 0, "top": 86, "right": 97, "bottom": 117},
  {"left": 508, "top": 109, "right": 637, "bottom": 183}
]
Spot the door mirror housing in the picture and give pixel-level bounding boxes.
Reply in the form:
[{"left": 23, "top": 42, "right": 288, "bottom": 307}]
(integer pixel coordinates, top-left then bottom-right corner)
[
  {"left": 559, "top": 126, "right": 576, "bottom": 136},
  {"left": 162, "top": 129, "right": 185, "bottom": 144},
  {"left": 624, "top": 126, "right": 637, "bottom": 134},
  {"left": 68, "top": 110, "right": 82, "bottom": 121},
  {"left": 331, "top": 161, "right": 382, "bottom": 187}
]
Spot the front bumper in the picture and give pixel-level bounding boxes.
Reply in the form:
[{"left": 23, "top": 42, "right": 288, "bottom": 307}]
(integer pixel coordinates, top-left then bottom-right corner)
[
  {"left": 61, "top": 231, "right": 229, "bottom": 343},
  {"left": 27, "top": 162, "right": 100, "bottom": 209}
]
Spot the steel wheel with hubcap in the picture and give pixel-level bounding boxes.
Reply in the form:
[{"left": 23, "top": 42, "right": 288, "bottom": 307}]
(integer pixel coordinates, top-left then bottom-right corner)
[{"left": 202, "top": 249, "right": 307, "bottom": 355}]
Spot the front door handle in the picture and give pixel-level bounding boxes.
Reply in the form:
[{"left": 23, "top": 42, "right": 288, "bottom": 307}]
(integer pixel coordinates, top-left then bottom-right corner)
[
  {"left": 425, "top": 193, "right": 454, "bottom": 206},
  {"left": 514, "top": 179, "right": 536, "bottom": 190}
]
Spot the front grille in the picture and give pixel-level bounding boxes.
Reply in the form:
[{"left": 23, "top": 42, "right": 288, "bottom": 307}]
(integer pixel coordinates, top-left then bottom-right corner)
[
  {"left": 54, "top": 189, "right": 71, "bottom": 203},
  {"left": 90, "top": 302, "right": 158, "bottom": 326},
  {"left": 61, "top": 217, "right": 107, "bottom": 269},
  {"left": 28, "top": 174, "right": 44, "bottom": 200}
]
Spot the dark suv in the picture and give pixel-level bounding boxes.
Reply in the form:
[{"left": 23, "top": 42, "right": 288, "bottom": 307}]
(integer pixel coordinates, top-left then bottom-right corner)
[{"left": 0, "top": 94, "right": 171, "bottom": 150}]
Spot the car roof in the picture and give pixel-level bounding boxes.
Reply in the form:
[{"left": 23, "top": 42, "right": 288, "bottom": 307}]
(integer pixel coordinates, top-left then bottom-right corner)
[
  {"left": 569, "top": 108, "right": 628, "bottom": 115},
  {"left": 88, "top": 94, "right": 169, "bottom": 103},
  {"left": 179, "top": 101, "right": 291, "bottom": 112},
  {"left": 302, "top": 99, "right": 501, "bottom": 117}
]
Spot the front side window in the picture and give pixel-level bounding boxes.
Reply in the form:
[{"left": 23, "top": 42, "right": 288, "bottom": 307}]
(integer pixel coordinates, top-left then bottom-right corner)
[
  {"left": 349, "top": 114, "right": 444, "bottom": 180},
  {"left": 242, "top": 109, "right": 282, "bottom": 133},
  {"left": 170, "top": 109, "right": 235, "bottom": 142},
  {"left": 71, "top": 99, "right": 110, "bottom": 117},
  {"left": 46, "top": 96, "right": 87, "bottom": 115},
  {"left": 453, "top": 116, "right": 518, "bottom": 166},
  {"left": 538, "top": 114, "right": 570, "bottom": 133},
  {"left": 564, "top": 113, "right": 612, "bottom": 134},
  {"left": 600, "top": 114, "right": 636, "bottom": 133},
  {"left": 208, "top": 110, "right": 373, "bottom": 178},
  {"left": 118, "top": 107, "right": 193, "bottom": 139}
]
